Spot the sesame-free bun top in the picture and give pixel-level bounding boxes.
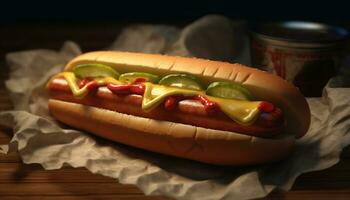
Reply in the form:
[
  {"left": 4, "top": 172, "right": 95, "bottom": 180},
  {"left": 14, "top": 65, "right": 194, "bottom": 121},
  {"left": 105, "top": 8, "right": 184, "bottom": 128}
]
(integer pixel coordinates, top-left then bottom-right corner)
[{"left": 65, "top": 51, "right": 310, "bottom": 138}]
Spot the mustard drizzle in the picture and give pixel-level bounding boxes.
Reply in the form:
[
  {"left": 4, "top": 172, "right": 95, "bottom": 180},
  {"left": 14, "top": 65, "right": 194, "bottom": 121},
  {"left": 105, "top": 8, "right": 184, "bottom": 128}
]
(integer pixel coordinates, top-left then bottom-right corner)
[{"left": 59, "top": 72, "right": 262, "bottom": 125}]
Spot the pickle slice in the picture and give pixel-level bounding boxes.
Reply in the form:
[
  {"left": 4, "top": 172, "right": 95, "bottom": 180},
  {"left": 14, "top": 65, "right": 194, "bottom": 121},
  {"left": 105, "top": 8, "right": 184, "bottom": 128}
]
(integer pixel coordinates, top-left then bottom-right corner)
[
  {"left": 119, "top": 72, "right": 159, "bottom": 83},
  {"left": 158, "top": 74, "right": 203, "bottom": 90},
  {"left": 73, "top": 64, "right": 120, "bottom": 79},
  {"left": 206, "top": 82, "right": 253, "bottom": 100}
]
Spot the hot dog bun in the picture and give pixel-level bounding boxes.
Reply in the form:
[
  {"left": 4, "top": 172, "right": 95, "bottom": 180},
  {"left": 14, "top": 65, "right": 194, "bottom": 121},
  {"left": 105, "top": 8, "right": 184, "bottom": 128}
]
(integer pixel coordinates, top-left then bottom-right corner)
[
  {"left": 49, "top": 99, "right": 295, "bottom": 165},
  {"left": 64, "top": 51, "right": 310, "bottom": 138},
  {"left": 48, "top": 51, "right": 310, "bottom": 165}
]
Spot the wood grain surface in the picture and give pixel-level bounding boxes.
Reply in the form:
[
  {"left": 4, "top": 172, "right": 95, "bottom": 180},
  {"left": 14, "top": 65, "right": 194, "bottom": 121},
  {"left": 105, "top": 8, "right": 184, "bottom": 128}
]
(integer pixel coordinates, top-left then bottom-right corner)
[{"left": 0, "top": 22, "right": 350, "bottom": 200}]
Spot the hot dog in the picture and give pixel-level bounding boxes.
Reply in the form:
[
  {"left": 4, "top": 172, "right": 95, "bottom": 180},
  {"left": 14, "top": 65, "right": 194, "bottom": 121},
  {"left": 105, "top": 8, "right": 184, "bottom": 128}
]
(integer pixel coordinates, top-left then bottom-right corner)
[
  {"left": 47, "top": 51, "right": 310, "bottom": 166},
  {"left": 48, "top": 77, "right": 283, "bottom": 137}
]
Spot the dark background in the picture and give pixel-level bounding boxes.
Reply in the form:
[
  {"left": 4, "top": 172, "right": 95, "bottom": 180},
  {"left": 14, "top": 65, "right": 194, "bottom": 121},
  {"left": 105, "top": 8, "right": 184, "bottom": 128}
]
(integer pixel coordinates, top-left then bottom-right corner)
[
  {"left": 1, "top": 1, "right": 350, "bottom": 58},
  {"left": 1, "top": 1, "right": 349, "bottom": 24}
]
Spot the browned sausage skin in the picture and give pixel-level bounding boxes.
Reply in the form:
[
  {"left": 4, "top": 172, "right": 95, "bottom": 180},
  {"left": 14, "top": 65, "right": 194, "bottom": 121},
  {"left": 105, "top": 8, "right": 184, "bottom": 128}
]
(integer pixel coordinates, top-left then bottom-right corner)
[{"left": 48, "top": 77, "right": 284, "bottom": 137}]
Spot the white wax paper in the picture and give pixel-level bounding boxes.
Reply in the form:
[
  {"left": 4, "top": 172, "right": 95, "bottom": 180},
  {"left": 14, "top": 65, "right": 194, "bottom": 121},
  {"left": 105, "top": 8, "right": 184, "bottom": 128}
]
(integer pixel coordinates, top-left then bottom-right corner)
[{"left": 1, "top": 15, "right": 350, "bottom": 200}]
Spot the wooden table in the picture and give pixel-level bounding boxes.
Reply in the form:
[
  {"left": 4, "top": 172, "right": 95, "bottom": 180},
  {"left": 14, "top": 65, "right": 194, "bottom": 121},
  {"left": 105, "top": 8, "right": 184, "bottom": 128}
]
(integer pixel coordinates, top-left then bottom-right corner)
[{"left": 1, "top": 22, "right": 350, "bottom": 200}]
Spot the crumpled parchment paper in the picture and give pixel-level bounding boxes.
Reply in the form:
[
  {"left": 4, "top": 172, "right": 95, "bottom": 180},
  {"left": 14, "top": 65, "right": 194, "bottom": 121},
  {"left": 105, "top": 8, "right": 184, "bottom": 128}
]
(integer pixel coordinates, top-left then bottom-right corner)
[{"left": 1, "top": 15, "right": 350, "bottom": 200}]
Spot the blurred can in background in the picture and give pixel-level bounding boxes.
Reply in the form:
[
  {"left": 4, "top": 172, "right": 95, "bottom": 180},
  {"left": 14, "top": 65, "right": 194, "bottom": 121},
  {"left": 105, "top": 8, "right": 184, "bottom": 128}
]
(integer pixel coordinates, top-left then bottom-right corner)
[{"left": 250, "top": 21, "right": 349, "bottom": 97}]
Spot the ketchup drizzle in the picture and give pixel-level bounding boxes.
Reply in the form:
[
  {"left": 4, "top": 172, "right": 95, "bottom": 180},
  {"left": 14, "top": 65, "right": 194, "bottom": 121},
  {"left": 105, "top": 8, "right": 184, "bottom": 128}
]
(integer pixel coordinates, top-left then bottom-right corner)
[
  {"left": 79, "top": 77, "right": 275, "bottom": 115},
  {"left": 107, "top": 83, "right": 145, "bottom": 95},
  {"left": 258, "top": 101, "right": 275, "bottom": 113},
  {"left": 78, "top": 78, "right": 98, "bottom": 91},
  {"left": 193, "top": 95, "right": 219, "bottom": 113},
  {"left": 164, "top": 95, "right": 187, "bottom": 111}
]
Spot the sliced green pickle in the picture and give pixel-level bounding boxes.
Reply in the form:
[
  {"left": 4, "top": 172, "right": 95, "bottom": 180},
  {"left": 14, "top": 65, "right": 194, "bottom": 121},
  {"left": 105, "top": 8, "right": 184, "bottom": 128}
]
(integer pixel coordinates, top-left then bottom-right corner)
[
  {"left": 73, "top": 64, "right": 120, "bottom": 79},
  {"left": 119, "top": 72, "right": 159, "bottom": 83},
  {"left": 158, "top": 74, "right": 203, "bottom": 90},
  {"left": 206, "top": 82, "right": 253, "bottom": 100}
]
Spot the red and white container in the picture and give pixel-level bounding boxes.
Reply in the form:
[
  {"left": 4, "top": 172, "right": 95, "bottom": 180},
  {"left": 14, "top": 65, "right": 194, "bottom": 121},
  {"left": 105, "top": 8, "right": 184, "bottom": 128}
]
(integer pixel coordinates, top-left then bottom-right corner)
[{"left": 250, "top": 21, "right": 349, "bottom": 97}]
